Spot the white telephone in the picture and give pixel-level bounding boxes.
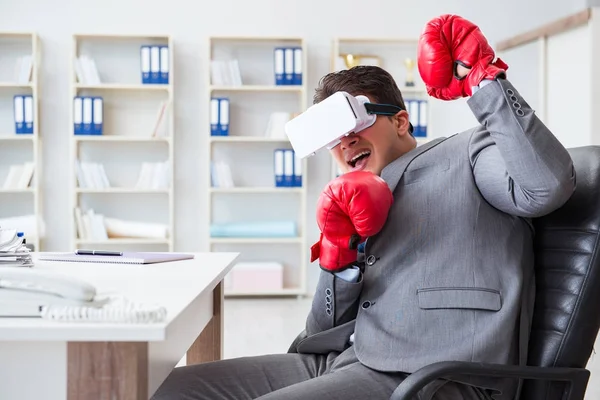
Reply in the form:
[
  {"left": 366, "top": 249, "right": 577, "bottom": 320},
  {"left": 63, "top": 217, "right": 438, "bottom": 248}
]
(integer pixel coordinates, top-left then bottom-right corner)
[{"left": 0, "top": 267, "right": 167, "bottom": 323}]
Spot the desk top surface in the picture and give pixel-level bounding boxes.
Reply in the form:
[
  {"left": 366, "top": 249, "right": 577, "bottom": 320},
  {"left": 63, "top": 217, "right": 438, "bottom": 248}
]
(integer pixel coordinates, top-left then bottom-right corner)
[{"left": 0, "top": 252, "right": 239, "bottom": 342}]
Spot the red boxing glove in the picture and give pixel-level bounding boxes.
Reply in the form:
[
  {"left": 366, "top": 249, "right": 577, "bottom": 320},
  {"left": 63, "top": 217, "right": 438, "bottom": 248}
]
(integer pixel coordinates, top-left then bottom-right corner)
[
  {"left": 311, "top": 170, "right": 393, "bottom": 273},
  {"left": 417, "top": 14, "right": 509, "bottom": 100}
]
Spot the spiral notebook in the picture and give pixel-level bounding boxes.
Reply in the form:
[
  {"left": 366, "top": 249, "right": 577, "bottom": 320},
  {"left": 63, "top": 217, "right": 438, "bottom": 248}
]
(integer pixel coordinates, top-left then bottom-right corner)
[{"left": 38, "top": 252, "right": 195, "bottom": 265}]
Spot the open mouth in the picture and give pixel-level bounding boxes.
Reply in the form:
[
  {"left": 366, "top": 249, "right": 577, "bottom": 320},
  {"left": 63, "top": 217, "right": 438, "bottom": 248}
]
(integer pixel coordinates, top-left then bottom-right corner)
[{"left": 348, "top": 151, "right": 371, "bottom": 169}]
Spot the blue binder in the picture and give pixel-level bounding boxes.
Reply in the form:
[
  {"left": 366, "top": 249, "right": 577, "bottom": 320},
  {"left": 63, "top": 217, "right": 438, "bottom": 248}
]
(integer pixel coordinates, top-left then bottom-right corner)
[
  {"left": 150, "top": 46, "right": 160, "bottom": 84},
  {"left": 159, "top": 45, "right": 169, "bottom": 84},
  {"left": 274, "top": 149, "right": 284, "bottom": 187},
  {"left": 73, "top": 97, "right": 83, "bottom": 135},
  {"left": 417, "top": 100, "right": 428, "bottom": 137},
  {"left": 293, "top": 47, "right": 302, "bottom": 85},
  {"left": 284, "top": 48, "right": 294, "bottom": 85},
  {"left": 293, "top": 150, "right": 302, "bottom": 187},
  {"left": 13, "top": 95, "right": 24, "bottom": 134},
  {"left": 283, "top": 149, "right": 294, "bottom": 186},
  {"left": 274, "top": 48, "right": 284, "bottom": 85},
  {"left": 408, "top": 99, "right": 420, "bottom": 137},
  {"left": 92, "top": 97, "right": 103, "bottom": 135},
  {"left": 210, "top": 98, "right": 220, "bottom": 136},
  {"left": 219, "top": 98, "right": 229, "bottom": 136},
  {"left": 23, "top": 95, "right": 33, "bottom": 134},
  {"left": 140, "top": 46, "right": 151, "bottom": 84},
  {"left": 82, "top": 97, "right": 93, "bottom": 135}
]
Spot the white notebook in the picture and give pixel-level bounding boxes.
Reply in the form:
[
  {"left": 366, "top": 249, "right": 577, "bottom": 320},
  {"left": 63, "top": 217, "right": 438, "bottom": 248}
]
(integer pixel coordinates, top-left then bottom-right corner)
[{"left": 38, "top": 252, "right": 195, "bottom": 265}]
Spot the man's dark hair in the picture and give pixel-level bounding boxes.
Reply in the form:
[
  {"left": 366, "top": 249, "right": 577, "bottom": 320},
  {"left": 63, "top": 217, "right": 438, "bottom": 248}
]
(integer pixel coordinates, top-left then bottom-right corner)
[{"left": 313, "top": 65, "right": 407, "bottom": 112}]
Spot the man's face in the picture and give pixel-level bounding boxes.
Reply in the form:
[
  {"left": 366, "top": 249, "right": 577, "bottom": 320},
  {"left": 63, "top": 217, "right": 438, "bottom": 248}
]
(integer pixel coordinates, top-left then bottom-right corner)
[{"left": 330, "top": 110, "right": 413, "bottom": 176}]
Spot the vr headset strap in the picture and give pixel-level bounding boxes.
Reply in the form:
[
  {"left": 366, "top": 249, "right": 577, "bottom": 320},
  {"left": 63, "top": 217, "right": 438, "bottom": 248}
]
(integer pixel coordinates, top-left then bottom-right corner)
[{"left": 364, "top": 103, "right": 414, "bottom": 135}]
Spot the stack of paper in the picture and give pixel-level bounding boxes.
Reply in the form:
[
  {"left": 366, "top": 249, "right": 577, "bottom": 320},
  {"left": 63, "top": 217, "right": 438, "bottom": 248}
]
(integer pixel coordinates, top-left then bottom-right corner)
[{"left": 0, "top": 228, "right": 33, "bottom": 268}]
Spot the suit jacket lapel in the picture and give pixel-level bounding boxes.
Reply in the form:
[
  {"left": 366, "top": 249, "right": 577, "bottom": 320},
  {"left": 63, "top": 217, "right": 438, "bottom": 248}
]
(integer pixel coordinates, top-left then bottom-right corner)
[{"left": 380, "top": 137, "right": 451, "bottom": 192}]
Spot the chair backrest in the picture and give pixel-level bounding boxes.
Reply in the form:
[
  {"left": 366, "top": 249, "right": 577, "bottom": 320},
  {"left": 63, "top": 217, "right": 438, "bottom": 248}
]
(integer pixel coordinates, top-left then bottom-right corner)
[{"left": 522, "top": 146, "right": 600, "bottom": 399}]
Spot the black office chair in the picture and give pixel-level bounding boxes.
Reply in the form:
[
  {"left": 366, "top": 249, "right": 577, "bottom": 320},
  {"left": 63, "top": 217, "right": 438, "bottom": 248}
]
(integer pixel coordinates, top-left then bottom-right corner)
[
  {"left": 290, "top": 146, "right": 600, "bottom": 400},
  {"left": 391, "top": 146, "right": 600, "bottom": 399}
]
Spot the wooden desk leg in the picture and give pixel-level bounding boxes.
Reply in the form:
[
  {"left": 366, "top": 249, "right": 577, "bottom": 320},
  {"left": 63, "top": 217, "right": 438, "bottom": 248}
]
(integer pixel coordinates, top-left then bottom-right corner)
[
  {"left": 186, "top": 280, "right": 224, "bottom": 364},
  {"left": 67, "top": 341, "right": 148, "bottom": 400}
]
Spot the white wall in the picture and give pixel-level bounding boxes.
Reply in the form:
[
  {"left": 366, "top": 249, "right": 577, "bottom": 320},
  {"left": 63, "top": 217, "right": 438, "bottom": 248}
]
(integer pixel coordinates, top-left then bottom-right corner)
[{"left": 0, "top": 0, "right": 586, "bottom": 293}]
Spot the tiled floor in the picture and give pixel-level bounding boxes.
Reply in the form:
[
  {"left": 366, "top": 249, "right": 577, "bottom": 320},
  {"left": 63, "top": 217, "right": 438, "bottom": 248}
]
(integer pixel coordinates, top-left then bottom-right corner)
[{"left": 222, "top": 298, "right": 600, "bottom": 399}]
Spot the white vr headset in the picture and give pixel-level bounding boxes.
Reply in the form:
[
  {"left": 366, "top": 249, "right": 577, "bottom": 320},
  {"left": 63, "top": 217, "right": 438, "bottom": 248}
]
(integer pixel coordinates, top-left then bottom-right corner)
[{"left": 284, "top": 91, "right": 412, "bottom": 159}]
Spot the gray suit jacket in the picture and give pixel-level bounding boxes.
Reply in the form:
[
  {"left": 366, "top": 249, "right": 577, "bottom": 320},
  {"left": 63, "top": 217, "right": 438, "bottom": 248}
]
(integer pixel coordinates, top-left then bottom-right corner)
[{"left": 293, "top": 79, "right": 576, "bottom": 399}]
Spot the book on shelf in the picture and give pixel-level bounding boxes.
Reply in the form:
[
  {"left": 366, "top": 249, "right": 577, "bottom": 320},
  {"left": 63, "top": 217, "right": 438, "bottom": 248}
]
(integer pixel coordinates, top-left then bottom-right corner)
[
  {"left": 274, "top": 47, "right": 302, "bottom": 85},
  {"left": 151, "top": 100, "right": 171, "bottom": 137},
  {"left": 140, "top": 45, "right": 169, "bottom": 84},
  {"left": 264, "top": 112, "right": 296, "bottom": 139},
  {"left": 74, "top": 55, "right": 101, "bottom": 85},
  {"left": 74, "top": 207, "right": 169, "bottom": 240},
  {"left": 210, "top": 60, "right": 242, "bottom": 86},
  {"left": 14, "top": 55, "right": 32, "bottom": 84},
  {"left": 3, "top": 162, "right": 34, "bottom": 189},
  {"left": 210, "top": 161, "right": 234, "bottom": 188},
  {"left": 135, "top": 161, "right": 170, "bottom": 189},
  {"left": 75, "top": 160, "right": 110, "bottom": 189}
]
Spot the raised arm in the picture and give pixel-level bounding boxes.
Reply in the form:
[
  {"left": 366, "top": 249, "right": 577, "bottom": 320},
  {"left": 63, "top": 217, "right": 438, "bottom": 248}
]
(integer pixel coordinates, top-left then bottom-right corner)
[{"left": 467, "top": 79, "right": 575, "bottom": 217}]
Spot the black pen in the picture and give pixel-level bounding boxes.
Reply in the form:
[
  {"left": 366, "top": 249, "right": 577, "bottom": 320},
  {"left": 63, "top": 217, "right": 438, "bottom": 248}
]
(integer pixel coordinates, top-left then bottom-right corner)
[{"left": 75, "top": 249, "right": 123, "bottom": 256}]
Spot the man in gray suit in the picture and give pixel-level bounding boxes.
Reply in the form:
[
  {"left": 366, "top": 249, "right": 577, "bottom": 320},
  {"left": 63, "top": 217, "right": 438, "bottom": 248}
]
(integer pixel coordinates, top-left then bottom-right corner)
[{"left": 152, "top": 15, "right": 576, "bottom": 400}]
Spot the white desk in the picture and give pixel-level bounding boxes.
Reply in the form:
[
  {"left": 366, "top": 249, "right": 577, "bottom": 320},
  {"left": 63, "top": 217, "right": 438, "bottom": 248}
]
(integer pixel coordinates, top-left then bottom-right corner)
[{"left": 0, "top": 251, "right": 239, "bottom": 400}]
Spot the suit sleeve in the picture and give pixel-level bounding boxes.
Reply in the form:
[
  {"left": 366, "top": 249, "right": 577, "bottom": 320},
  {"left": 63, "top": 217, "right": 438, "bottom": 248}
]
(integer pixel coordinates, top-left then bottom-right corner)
[
  {"left": 467, "top": 78, "right": 576, "bottom": 218},
  {"left": 305, "top": 268, "right": 363, "bottom": 336}
]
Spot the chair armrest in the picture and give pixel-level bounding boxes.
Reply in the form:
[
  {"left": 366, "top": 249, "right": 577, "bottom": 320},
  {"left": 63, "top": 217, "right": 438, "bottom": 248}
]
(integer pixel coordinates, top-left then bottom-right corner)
[{"left": 390, "top": 361, "right": 590, "bottom": 400}]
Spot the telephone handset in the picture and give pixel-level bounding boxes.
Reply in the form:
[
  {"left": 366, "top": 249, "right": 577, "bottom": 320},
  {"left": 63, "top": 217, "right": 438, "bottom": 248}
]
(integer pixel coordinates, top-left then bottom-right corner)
[
  {"left": 0, "top": 267, "right": 108, "bottom": 317},
  {"left": 0, "top": 267, "right": 167, "bottom": 323}
]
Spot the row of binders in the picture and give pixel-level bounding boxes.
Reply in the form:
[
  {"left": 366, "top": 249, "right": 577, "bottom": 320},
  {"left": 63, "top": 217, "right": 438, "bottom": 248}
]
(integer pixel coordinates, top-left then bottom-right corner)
[
  {"left": 140, "top": 45, "right": 170, "bottom": 84},
  {"left": 406, "top": 99, "right": 428, "bottom": 138},
  {"left": 210, "top": 97, "right": 229, "bottom": 136},
  {"left": 274, "top": 149, "right": 302, "bottom": 187},
  {"left": 73, "top": 96, "right": 103, "bottom": 135},
  {"left": 274, "top": 47, "right": 302, "bottom": 85},
  {"left": 13, "top": 95, "right": 34, "bottom": 134}
]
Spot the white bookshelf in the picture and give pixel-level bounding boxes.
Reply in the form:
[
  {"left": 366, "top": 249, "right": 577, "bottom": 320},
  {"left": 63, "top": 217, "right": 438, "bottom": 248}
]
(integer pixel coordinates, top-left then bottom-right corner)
[
  {"left": 0, "top": 32, "right": 41, "bottom": 251},
  {"left": 329, "top": 37, "right": 432, "bottom": 179},
  {"left": 206, "top": 36, "right": 308, "bottom": 298},
  {"left": 70, "top": 33, "right": 174, "bottom": 253}
]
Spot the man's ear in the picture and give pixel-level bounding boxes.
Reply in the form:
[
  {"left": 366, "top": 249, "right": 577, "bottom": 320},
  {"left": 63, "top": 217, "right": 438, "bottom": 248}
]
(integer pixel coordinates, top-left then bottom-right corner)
[{"left": 393, "top": 110, "right": 411, "bottom": 137}]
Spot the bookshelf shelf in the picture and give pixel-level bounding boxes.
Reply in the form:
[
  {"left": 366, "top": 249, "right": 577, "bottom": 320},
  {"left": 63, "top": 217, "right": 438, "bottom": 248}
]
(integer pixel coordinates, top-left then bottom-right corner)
[
  {"left": 329, "top": 37, "right": 432, "bottom": 179},
  {"left": 0, "top": 32, "right": 41, "bottom": 251},
  {"left": 207, "top": 36, "right": 308, "bottom": 298},
  {"left": 70, "top": 33, "right": 174, "bottom": 252},
  {"left": 74, "top": 136, "right": 171, "bottom": 143},
  {"left": 209, "top": 136, "right": 289, "bottom": 143},
  {"left": 224, "top": 288, "right": 305, "bottom": 297},
  {"left": 0, "top": 82, "right": 34, "bottom": 89},
  {"left": 0, "top": 188, "right": 35, "bottom": 194},
  {"left": 209, "top": 187, "right": 303, "bottom": 194},
  {"left": 208, "top": 237, "right": 304, "bottom": 244},
  {"left": 0, "top": 135, "right": 36, "bottom": 141},
  {"left": 210, "top": 85, "right": 304, "bottom": 93},
  {"left": 76, "top": 188, "right": 170, "bottom": 194},
  {"left": 75, "top": 238, "right": 170, "bottom": 245},
  {"left": 75, "top": 83, "right": 171, "bottom": 91}
]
